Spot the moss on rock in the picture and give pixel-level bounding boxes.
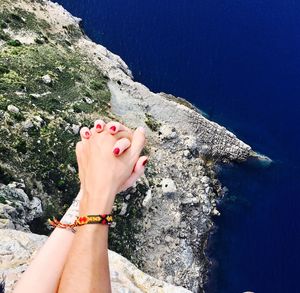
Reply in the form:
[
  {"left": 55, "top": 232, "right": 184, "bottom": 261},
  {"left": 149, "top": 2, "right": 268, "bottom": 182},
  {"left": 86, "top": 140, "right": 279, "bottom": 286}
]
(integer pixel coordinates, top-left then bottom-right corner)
[
  {"left": 0, "top": 7, "right": 50, "bottom": 34},
  {"left": 145, "top": 112, "right": 162, "bottom": 132}
]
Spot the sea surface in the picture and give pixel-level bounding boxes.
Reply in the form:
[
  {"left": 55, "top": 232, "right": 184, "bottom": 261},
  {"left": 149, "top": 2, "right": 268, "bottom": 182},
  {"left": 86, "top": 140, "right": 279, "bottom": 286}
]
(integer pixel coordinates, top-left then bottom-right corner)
[{"left": 54, "top": 1, "right": 300, "bottom": 292}]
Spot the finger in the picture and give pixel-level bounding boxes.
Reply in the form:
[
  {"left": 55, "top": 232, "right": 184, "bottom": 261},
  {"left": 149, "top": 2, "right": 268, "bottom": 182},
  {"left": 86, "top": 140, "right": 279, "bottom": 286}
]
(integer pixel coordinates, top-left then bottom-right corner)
[
  {"left": 113, "top": 129, "right": 133, "bottom": 142},
  {"left": 129, "top": 126, "right": 146, "bottom": 160},
  {"left": 106, "top": 121, "right": 133, "bottom": 135},
  {"left": 75, "top": 141, "right": 85, "bottom": 188},
  {"left": 90, "top": 126, "right": 96, "bottom": 136},
  {"left": 118, "top": 156, "right": 148, "bottom": 192},
  {"left": 133, "top": 155, "right": 148, "bottom": 172},
  {"left": 94, "top": 119, "right": 106, "bottom": 133},
  {"left": 112, "top": 137, "right": 131, "bottom": 156},
  {"left": 80, "top": 126, "right": 91, "bottom": 140}
]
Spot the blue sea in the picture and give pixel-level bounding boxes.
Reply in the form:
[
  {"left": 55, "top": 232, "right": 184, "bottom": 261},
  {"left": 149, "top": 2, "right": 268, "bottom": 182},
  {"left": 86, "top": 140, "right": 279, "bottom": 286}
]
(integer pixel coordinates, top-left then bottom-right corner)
[{"left": 54, "top": 1, "right": 300, "bottom": 292}]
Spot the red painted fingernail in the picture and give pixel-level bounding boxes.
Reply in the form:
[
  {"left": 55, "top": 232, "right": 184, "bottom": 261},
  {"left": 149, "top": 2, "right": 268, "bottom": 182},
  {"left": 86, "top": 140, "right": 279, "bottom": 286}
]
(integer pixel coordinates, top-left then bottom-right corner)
[
  {"left": 110, "top": 125, "right": 116, "bottom": 132},
  {"left": 113, "top": 147, "right": 120, "bottom": 155},
  {"left": 85, "top": 131, "right": 90, "bottom": 138},
  {"left": 96, "top": 124, "right": 102, "bottom": 130},
  {"left": 142, "top": 159, "right": 148, "bottom": 166}
]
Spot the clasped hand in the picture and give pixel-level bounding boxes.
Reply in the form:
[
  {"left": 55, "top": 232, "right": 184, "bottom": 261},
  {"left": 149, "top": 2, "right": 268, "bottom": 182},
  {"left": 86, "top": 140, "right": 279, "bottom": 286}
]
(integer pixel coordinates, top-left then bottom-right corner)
[{"left": 75, "top": 119, "right": 148, "bottom": 214}]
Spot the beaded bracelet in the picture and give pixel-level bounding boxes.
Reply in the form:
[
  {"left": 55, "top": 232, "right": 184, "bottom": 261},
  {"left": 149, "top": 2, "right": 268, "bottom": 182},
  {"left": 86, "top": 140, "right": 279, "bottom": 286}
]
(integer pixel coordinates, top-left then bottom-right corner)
[{"left": 48, "top": 214, "right": 114, "bottom": 230}]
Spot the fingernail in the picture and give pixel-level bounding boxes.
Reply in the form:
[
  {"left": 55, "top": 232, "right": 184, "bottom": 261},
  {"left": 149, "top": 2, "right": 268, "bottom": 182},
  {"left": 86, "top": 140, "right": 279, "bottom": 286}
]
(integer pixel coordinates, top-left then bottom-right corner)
[
  {"left": 110, "top": 125, "right": 116, "bottom": 132},
  {"left": 137, "top": 126, "right": 145, "bottom": 133},
  {"left": 113, "top": 147, "right": 120, "bottom": 155},
  {"left": 142, "top": 158, "right": 148, "bottom": 166}
]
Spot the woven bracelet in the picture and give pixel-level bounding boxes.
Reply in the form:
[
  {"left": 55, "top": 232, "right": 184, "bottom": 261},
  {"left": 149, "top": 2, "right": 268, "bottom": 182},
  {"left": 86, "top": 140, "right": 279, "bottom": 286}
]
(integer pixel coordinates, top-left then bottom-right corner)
[
  {"left": 48, "top": 214, "right": 114, "bottom": 230},
  {"left": 76, "top": 214, "right": 113, "bottom": 226}
]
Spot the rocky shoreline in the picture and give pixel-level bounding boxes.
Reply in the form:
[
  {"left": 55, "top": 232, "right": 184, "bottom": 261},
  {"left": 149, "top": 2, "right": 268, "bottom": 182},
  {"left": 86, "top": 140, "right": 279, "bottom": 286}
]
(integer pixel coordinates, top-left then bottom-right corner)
[{"left": 0, "top": 0, "right": 269, "bottom": 292}]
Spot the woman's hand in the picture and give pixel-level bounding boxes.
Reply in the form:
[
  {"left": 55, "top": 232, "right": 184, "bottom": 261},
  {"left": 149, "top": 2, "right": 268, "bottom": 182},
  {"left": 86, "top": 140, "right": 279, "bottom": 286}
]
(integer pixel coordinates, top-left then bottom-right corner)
[{"left": 76, "top": 119, "right": 148, "bottom": 214}]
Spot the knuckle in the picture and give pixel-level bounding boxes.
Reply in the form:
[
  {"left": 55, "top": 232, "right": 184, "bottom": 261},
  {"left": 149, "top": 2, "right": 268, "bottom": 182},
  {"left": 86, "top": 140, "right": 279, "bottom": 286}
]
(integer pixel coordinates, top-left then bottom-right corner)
[{"left": 124, "top": 135, "right": 132, "bottom": 144}]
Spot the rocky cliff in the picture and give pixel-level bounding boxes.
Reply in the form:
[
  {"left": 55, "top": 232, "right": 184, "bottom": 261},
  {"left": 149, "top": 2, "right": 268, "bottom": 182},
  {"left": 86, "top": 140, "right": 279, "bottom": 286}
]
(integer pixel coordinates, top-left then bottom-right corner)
[
  {"left": 0, "top": 0, "right": 267, "bottom": 292},
  {"left": 0, "top": 228, "right": 191, "bottom": 293}
]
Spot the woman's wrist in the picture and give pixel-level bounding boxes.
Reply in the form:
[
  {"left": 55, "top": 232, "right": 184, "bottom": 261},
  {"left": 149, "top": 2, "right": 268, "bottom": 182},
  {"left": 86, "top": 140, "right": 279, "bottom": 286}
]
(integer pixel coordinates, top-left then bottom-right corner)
[
  {"left": 60, "top": 191, "right": 82, "bottom": 224},
  {"left": 79, "top": 189, "right": 116, "bottom": 215}
]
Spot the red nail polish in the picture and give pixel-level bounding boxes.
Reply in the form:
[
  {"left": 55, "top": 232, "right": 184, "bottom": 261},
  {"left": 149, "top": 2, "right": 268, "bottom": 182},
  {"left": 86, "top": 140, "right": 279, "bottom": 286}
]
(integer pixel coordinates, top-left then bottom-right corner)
[
  {"left": 142, "top": 159, "right": 148, "bottom": 166},
  {"left": 85, "top": 131, "right": 90, "bottom": 137},
  {"left": 110, "top": 125, "right": 116, "bottom": 132},
  {"left": 113, "top": 147, "right": 120, "bottom": 155},
  {"left": 96, "top": 124, "right": 102, "bottom": 130}
]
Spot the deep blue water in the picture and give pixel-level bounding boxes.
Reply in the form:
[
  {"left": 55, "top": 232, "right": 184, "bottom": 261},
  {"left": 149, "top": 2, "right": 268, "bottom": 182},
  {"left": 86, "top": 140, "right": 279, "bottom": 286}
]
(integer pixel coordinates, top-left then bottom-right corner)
[{"left": 54, "top": 1, "right": 300, "bottom": 292}]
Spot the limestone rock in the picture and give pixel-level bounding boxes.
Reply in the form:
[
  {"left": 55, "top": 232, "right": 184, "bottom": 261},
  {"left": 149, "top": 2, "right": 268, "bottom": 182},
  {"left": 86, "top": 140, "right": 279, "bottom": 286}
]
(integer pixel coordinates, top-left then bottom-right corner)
[
  {"left": 21, "top": 119, "right": 34, "bottom": 130},
  {"left": 71, "top": 124, "right": 80, "bottom": 134},
  {"left": 200, "top": 176, "right": 210, "bottom": 185},
  {"left": 161, "top": 178, "right": 177, "bottom": 195},
  {"left": 41, "top": 74, "right": 52, "bottom": 84},
  {"left": 0, "top": 229, "right": 191, "bottom": 293},
  {"left": 119, "top": 202, "right": 128, "bottom": 216},
  {"left": 159, "top": 124, "right": 178, "bottom": 140},
  {"left": 0, "top": 184, "right": 43, "bottom": 232},
  {"left": 7, "top": 105, "right": 20, "bottom": 114},
  {"left": 142, "top": 189, "right": 152, "bottom": 208}
]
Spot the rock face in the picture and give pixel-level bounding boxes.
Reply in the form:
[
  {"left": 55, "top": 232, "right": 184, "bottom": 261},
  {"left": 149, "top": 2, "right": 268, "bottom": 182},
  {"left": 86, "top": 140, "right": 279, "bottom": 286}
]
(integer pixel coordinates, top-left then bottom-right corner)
[
  {"left": 0, "top": 182, "right": 42, "bottom": 231},
  {"left": 0, "top": 0, "right": 264, "bottom": 292},
  {"left": 0, "top": 229, "right": 191, "bottom": 293}
]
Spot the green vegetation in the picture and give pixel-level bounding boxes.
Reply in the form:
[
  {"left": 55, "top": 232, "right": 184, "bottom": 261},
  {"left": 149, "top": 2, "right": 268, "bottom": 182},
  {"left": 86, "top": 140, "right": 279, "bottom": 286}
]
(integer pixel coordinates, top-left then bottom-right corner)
[
  {"left": 0, "top": 195, "right": 7, "bottom": 204},
  {"left": 0, "top": 4, "right": 112, "bottom": 231},
  {"left": 0, "top": 43, "right": 111, "bottom": 112},
  {"left": 6, "top": 39, "right": 22, "bottom": 46},
  {"left": 62, "top": 24, "right": 83, "bottom": 41},
  {"left": 145, "top": 112, "right": 162, "bottom": 132},
  {"left": 108, "top": 182, "right": 147, "bottom": 267},
  {"left": 162, "top": 93, "right": 199, "bottom": 112},
  {"left": 0, "top": 29, "right": 10, "bottom": 41},
  {"left": 0, "top": 1, "right": 156, "bottom": 263},
  {"left": 0, "top": 7, "right": 50, "bottom": 33}
]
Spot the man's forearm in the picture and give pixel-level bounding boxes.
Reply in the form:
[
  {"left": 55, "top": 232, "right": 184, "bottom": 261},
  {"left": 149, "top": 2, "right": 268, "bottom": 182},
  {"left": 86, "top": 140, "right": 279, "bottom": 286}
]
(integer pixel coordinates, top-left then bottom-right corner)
[
  {"left": 58, "top": 224, "right": 111, "bottom": 293},
  {"left": 58, "top": 190, "right": 114, "bottom": 293}
]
